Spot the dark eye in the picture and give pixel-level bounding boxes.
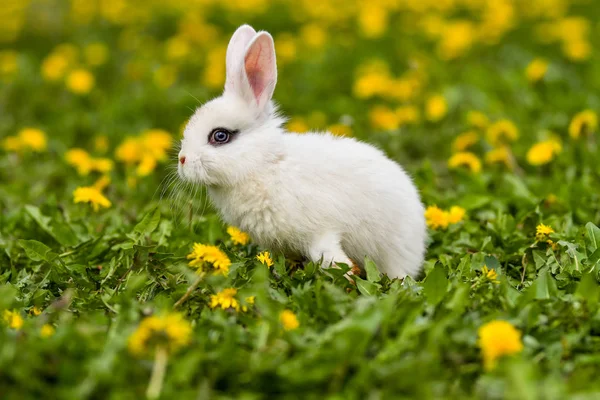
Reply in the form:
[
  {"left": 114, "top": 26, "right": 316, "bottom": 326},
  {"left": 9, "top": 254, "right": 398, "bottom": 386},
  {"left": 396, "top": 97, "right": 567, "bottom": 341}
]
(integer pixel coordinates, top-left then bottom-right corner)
[{"left": 208, "top": 128, "right": 234, "bottom": 145}]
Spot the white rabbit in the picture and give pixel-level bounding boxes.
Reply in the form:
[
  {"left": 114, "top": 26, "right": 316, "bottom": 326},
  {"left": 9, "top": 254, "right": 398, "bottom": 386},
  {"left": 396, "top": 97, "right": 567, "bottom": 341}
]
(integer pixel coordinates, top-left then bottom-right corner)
[{"left": 178, "top": 25, "right": 427, "bottom": 279}]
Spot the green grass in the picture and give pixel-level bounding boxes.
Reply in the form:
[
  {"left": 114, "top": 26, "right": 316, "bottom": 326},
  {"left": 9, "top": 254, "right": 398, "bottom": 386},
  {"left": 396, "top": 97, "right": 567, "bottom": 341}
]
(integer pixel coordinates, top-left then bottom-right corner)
[{"left": 2, "top": 1, "right": 600, "bottom": 399}]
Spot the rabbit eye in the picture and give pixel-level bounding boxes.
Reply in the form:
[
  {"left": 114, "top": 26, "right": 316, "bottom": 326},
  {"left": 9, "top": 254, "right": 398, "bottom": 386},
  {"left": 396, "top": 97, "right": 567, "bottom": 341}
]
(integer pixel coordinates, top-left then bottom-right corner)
[{"left": 208, "top": 128, "right": 237, "bottom": 145}]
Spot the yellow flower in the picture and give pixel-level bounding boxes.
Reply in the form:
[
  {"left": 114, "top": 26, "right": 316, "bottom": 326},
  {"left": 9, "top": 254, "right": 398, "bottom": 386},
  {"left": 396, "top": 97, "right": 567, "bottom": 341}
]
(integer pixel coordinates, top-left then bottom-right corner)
[
  {"left": 300, "top": 24, "right": 327, "bottom": 50},
  {"left": 358, "top": 4, "right": 388, "bottom": 38},
  {"left": 275, "top": 34, "right": 297, "bottom": 64},
  {"left": 280, "top": 310, "right": 299, "bottom": 331},
  {"left": 30, "top": 306, "right": 42, "bottom": 316},
  {"left": 425, "top": 94, "right": 448, "bottom": 122},
  {"left": 40, "top": 324, "right": 55, "bottom": 338},
  {"left": 93, "top": 175, "right": 111, "bottom": 191},
  {"left": 2, "top": 136, "right": 21, "bottom": 152},
  {"left": 525, "top": 58, "right": 548, "bottom": 83},
  {"left": 73, "top": 186, "right": 111, "bottom": 211},
  {"left": 536, "top": 224, "right": 554, "bottom": 241},
  {"left": 396, "top": 106, "right": 421, "bottom": 125},
  {"left": 448, "top": 152, "right": 482, "bottom": 174},
  {"left": 186, "top": 243, "right": 231, "bottom": 275},
  {"left": 478, "top": 320, "right": 523, "bottom": 370},
  {"left": 256, "top": 251, "right": 274, "bottom": 268},
  {"left": 437, "top": 20, "right": 475, "bottom": 60},
  {"left": 41, "top": 53, "right": 69, "bottom": 81},
  {"left": 447, "top": 206, "right": 466, "bottom": 224},
  {"left": 369, "top": 105, "right": 399, "bottom": 131},
  {"left": 3, "top": 310, "right": 23, "bottom": 330},
  {"left": 287, "top": 117, "right": 310, "bottom": 133},
  {"left": 128, "top": 313, "right": 192, "bottom": 356},
  {"left": 18, "top": 128, "right": 47, "bottom": 152},
  {"left": 563, "top": 39, "right": 591, "bottom": 62},
  {"left": 66, "top": 68, "right": 95, "bottom": 94},
  {"left": 485, "top": 146, "right": 511, "bottom": 167},
  {"left": 486, "top": 120, "right": 519, "bottom": 146},
  {"left": 424, "top": 206, "right": 449, "bottom": 230},
  {"left": 141, "top": 129, "right": 172, "bottom": 160},
  {"left": 452, "top": 131, "right": 479, "bottom": 152},
  {"left": 481, "top": 266, "right": 500, "bottom": 284},
  {"left": 526, "top": 140, "right": 561, "bottom": 166},
  {"left": 65, "top": 148, "right": 93, "bottom": 174},
  {"left": 136, "top": 155, "right": 157, "bottom": 177},
  {"left": 328, "top": 124, "right": 352, "bottom": 137},
  {"left": 210, "top": 288, "right": 240, "bottom": 311},
  {"left": 227, "top": 226, "right": 250, "bottom": 246},
  {"left": 569, "top": 110, "right": 598, "bottom": 139},
  {"left": 153, "top": 64, "right": 178, "bottom": 88},
  {"left": 165, "top": 36, "right": 191, "bottom": 61},
  {"left": 0, "top": 50, "right": 18, "bottom": 78},
  {"left": 115, "top": 137, "right": 142, "bottom": 164},
  {"left": 466, "top": 111, "right": 489, "bottom": 130},
  {"left": 242, "top": 296, "right": 255, "bottom": 312},
  {"left": 353, "top": 60, "right": 391, "bottom": 99},
  {"left": 84, "top": 42, "right": 109, "bottom": 66}
]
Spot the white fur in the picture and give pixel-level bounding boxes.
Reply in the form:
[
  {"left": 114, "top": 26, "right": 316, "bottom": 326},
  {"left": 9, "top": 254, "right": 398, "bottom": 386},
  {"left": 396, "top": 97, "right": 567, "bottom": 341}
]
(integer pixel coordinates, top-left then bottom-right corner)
[{"left": 178, "top": 25, "right": 427, "bottom": 278}]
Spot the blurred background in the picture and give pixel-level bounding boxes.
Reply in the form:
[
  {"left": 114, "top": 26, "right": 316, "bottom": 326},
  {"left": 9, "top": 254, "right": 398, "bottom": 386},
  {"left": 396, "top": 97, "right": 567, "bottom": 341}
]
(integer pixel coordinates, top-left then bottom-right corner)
[{"left": 1, "top": 0, "right": 598, "bottom": 181}]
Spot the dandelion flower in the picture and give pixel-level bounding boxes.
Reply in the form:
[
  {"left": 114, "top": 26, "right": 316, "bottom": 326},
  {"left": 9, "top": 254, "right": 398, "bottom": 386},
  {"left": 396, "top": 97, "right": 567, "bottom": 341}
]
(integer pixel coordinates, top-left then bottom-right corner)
[
  {"left": 448, "top": 152, "right": 482, "bottom": 174},
  {"left": 328, "top": 123, "right": 352, "bottom": 137},
  {"left": 18, "top": 128, "right": 47, "bottom": 152},
  {"left": 369, "top": 105, "right": 399, "bottom": 131},
  {"left": 280, "top": 310, "right": 300, "bottom": 331},
  {"left": 128, "top": 313, "right": 192, "bottom": 356},
  {"left": 486, "top": 120, "right": 519, "bottom": 147},
  {"left": 481, "top": 266, "right": 500, "bottom": 284},
  {"left": 447, "top": 206, "right": 466, "bottom": 224},
  {"left": 478, "top": 320, "right": 523, "bottom": 370},
  {"left": 526, "top": 140, "right": 561, "bottom": 166},
  {"left": 73, "top": 186, "right": 111, "bottom": 211},
  {"left": 256, "top": 251, "right": 274, "bottom": 268},
  {"left": 424, "top": 206, "right": 449, "bottom": 230},
  {"left": 186, "top": 243, "right": 231, "bottom": 275},
  {"left": 485, "top": 146, "right": 511, "bottom": 167},
  {"left": 425, "top": 94, "right": 448, "bottom": 122},
  {"left": 466, "top": 111, "right": 489, "bottom": 130},
  {"left": 3, "top": 310, "right": 23, "bottom": 330},
  {"left": 287, "top": 117, "right": 309, "bottom": 133},
  {"left": 569, "top": 110, "right": 598, "bottom": 139},
  {"left": 536, "top": 224, "right": 554, "bottom": 241},
  {"left": 452, "top": 131, "right": 479, "bottom": 152},
  {"left": 227, "top": 226, "right": 250, "bottom": 246},
  {"left": 210, "top": 288, "right": 240, "bottom": 311},
  {"left": 40, "top": 324, "right": 55, "bottom": 338},
  {"left": 66, "top": 68, "right": 95, "bottom": 94},
  {"left": 525, "top": 58, "right": 548, "bottom": 83}
]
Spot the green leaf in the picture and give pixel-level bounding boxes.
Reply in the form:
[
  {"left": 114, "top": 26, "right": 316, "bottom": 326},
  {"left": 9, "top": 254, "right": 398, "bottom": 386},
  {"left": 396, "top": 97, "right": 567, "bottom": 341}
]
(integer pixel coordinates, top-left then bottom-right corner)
[
  {"left": 576, "top": 271, "right": 599, "bottom": 305},
  {"left": 25, "top": 205, "right": 78, "bottom": 247},
  {"left": 586, "top": 222, "right": 600, "bottom": 252},
  {"left": 364, "top": 257, "right": 381, "bottom": 282},
  {"left": 130, "top": 208, "right": 161, "bottom": 241},
  {"left": 353, "top": 276, "right": 379, "bottom": 296},
  {"left": 423, "top": 265, "right": 448, "bottom": 305},
  {"left": 17, "top": 239, "right": 58, "bottom": 262},
  {"left": 529, "top": 269, "right": 559, "bottom": 300}
]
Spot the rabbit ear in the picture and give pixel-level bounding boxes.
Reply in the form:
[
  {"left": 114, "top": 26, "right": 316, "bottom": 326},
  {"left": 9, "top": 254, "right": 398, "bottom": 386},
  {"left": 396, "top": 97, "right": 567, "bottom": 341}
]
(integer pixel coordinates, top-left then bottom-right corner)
[
  {"left": 225, "top": 24, "right": 257, "bottom": 93},
  {"left": 243, "top": 32, "right": 278, "bottom": 111}
]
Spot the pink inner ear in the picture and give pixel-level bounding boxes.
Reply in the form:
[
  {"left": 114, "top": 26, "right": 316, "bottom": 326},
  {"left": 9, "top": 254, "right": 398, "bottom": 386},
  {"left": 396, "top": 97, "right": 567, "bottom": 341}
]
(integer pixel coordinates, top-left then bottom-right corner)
[
  {"left": 246, "top": 67, "right": 265, "bottom": 99},
  {"left": 245, "top": 40, "right": 273, "bottom": 103}
]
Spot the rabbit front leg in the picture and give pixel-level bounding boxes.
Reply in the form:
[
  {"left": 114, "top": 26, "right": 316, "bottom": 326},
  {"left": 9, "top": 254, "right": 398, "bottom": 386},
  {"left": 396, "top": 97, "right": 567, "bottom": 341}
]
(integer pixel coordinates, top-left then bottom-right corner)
[{"left": 308, "top": 232, "right": 354, "bottom": 277}]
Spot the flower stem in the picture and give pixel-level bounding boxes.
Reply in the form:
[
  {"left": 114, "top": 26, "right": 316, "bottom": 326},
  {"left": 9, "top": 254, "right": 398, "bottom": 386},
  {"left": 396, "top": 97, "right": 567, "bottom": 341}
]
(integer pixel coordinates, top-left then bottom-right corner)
[
  {"left": 146, "top": 346, "right": 168, "bottom": 400},
  {"left": 173, "top": 274, "right": 204, "bottom": 310}
]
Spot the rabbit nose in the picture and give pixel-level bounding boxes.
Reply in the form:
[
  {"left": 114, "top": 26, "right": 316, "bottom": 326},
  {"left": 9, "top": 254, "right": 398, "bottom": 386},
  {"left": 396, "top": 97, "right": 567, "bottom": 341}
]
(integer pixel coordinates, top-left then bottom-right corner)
[{"left": 179, "top": 156, "right": 186, "bottom": 165}]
